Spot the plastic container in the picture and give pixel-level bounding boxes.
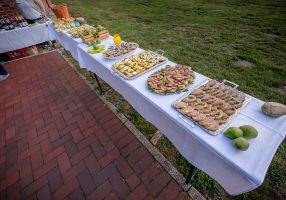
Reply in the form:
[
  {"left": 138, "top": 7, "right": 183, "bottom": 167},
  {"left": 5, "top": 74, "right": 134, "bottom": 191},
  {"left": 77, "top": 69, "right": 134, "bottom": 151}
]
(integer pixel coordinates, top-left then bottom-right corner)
[{"left": 51, "top": 3, "right": 70, "bottom": 19}]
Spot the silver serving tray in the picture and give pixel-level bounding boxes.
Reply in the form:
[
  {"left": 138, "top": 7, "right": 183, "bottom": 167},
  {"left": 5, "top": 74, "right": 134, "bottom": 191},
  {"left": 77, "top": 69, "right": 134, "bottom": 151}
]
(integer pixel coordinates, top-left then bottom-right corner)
[
  {"left": 102, "top": 43, "right": 139, "bottom": 60},
  {"left": 111, "top": 50, "right": 168, "bottom": 80},
  {"left": 172, "top": 79, "right": 252, "bottom": 136}
]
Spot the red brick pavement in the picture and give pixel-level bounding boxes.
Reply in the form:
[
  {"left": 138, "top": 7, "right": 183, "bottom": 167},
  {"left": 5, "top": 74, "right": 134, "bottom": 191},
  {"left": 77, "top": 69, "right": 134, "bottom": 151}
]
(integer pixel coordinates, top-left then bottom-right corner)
[{"left": 0, "top": 51, "right": 189, "bottom": 200}]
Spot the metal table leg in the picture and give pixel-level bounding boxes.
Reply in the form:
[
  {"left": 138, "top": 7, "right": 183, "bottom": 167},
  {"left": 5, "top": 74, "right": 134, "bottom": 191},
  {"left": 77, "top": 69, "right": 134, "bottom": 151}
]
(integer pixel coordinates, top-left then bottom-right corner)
[
  {"left": 64, "top": 48, "right": 69, "bottom": 55},
  {"left": 185, "top": 164, "right": 198, "bottom": 184},
  {"left": 91, "top": 72, "right": 109, "bottom": 95}
]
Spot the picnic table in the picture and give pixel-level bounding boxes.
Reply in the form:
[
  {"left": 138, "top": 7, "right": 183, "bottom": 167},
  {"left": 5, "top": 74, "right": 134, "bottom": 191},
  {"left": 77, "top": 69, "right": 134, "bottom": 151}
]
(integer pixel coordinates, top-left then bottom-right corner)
[{"left": 48, "top": 23, "right": 286, "bottom": 195}]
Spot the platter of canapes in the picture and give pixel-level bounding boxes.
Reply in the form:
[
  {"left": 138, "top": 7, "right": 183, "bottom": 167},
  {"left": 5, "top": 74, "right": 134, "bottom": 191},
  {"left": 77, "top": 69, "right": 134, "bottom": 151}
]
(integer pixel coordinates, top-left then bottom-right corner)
[
  {"left": 53, "top": 18, "right": 74, "bottom": 32},
  {"left": 68, "top": 25, "right": 95, "bottom": 38},
  {"left": 173, "top": 79, "right": 251, "bottom": 135},
  {"left": 112, "top": 50, "right": 168, "bottom": 79},
  {"left": 102, "top": 42, "right": 139, "bottom": 59},
  {"left": 147, "top": 64, "right": 194, "bottom": 94}
]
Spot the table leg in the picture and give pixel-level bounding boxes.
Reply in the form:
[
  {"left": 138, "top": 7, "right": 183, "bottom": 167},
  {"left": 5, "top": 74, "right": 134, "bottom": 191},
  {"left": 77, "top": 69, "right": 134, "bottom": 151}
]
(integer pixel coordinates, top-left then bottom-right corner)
[
  {"left": 91, "top": 72, "right": 109, "bottom": 95},
  {"left": 185, "top": 163, "right": 198, "bottom": 184},
  {"left": 49, "top": 40, "right": 55, "bottom": 48},
  {"left": 64, "top": 49, "right": 69, "bottom": 55}
]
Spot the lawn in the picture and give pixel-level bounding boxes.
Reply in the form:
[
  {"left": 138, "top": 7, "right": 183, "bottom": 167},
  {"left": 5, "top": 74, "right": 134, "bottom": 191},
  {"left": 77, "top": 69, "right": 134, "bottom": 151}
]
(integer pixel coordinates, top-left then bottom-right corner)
[{"left": 52, "top": 0, "right": 286, "bottom": 199}]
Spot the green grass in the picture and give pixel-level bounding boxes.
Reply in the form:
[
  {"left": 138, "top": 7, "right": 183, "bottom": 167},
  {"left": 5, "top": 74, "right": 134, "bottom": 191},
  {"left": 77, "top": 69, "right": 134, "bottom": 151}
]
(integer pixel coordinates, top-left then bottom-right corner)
[{"left": 53, "top": 0, "right": 286, "bottom": 199}]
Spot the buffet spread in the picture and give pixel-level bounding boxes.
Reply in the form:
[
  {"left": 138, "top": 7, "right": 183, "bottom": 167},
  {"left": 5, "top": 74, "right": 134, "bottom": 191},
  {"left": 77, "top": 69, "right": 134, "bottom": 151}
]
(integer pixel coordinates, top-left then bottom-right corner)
[
  {"left": 52, "top": 17, "right": 258, "bottom": 138},
  {"left": 49, "top": 17, "right": 286, "bottom": 195}
]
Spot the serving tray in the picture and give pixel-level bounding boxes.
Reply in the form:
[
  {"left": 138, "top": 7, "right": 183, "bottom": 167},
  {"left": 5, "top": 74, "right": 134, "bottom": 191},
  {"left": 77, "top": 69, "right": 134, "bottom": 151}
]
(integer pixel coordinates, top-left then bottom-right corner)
[
  {"left": 147, "top": 65, "right": 196, "bottom": 95},
  {"left": 111, "top": 50, "right": 168, "bottom": 80},
  {"left": 172, "top": 79, "right": 252, "bottom": 136},
  {"left": 53, "top": 23, "right": 75, "bottom": 33},
  {"left": 68, "top": 24, "right": 95, "bottom": 38},
  {"left": 102, "top": 43, "right": 139, "bottom": 60}
]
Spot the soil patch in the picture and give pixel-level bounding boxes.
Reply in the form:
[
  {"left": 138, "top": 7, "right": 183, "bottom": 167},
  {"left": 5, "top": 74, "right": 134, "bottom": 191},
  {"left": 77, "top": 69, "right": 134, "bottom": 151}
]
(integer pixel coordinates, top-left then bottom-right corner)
[
  {"left": 127, "top": 15, "right": 152, "bottom": 23},
  {"left": 273, "top": 86, "right": 286, "bottom": 97},
  {"left": 239, "top": 32, "right": 249, "bottom": 36},
  {"left": 160, "top": 37, "right": 171, "bottom": 42},
  {"left": 265, "top": 33, "right": 279, "bottom": 38},
  {"left": 233, "top": 60, "right": 253, "bottom": 68}
]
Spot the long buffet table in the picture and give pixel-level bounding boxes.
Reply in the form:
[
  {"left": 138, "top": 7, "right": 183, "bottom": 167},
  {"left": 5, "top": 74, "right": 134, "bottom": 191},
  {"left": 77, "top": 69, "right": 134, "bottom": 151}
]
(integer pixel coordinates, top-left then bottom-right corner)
[
  {"left": 48, "top": 23, "right": 286, "bottom": 195},
  {"left": 0, "top": 22, "right": 55, "bottom": 54}
]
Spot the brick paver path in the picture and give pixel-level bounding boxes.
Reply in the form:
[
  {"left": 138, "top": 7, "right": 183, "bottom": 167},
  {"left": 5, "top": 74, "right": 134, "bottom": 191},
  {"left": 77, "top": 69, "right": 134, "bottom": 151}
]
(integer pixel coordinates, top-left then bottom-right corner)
[{"left": 0, "top": 51, "right": 189, "bottom": 200}]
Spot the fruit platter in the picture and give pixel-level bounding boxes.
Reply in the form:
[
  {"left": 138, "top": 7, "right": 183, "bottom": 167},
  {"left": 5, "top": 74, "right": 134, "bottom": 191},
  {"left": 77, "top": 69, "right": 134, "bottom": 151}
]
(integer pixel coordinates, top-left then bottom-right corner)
[
  {"left": 68, "top": 24, "right": 95, "bottom": 38},
  {"left": 112, "top": 51, "right": 168, "bottom": 79},
  {"left": 87, "top": 44, "right": 105, "bottom": 54},
  {"left": 102, "top": 42, "right": 139, "bottom": 59},
  {"left": 147, "top": 65, "right": 194, "bottom": 94},
  {"left": 53, "top": 18, "right": 74, "bottom": 32},
  {"left": 173, "top": 79, "right": 251, "bottom": 135}
]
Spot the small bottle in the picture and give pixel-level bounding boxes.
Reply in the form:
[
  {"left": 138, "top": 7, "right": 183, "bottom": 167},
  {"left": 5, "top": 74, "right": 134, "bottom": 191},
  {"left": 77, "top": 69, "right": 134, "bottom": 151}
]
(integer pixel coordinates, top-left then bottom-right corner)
[
  {"left": 21, "top": 16, "right": 28, "bottom": 26},
  {"left": 7, "top": 17, "right": 15, "bottom": 29},
  {"left": 18, "top": 16, "right": 23, "bottom": 26},
  {"left": 4, "top": 18, "right": 10, "bottom": 30},
  {"left": 18, "top": 16, "right": 22, "bottom": 26},
  {"left": 0, "top": 18, "right": 5, "bottom": 30},
  {"left": 15, "top": 16, "right": 21, "bottom": 27},
  {"left": 18, "top": 16, "right": 25, "bottom": 27}
]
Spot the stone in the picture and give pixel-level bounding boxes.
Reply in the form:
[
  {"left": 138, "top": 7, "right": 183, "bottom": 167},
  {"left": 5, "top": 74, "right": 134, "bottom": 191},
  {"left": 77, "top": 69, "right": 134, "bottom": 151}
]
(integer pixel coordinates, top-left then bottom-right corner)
[
  {"left": 261, "top": 102, "right": 286, "bottom": 117},
  {"left": 150, "top": 130, "right": 163, "bottom": 145}
]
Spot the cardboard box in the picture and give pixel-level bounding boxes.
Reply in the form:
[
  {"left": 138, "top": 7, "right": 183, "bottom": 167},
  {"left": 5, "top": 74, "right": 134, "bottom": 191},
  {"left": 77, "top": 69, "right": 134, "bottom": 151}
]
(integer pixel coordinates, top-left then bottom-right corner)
[{"left": 25, "top": 45, "right": 38, "bottom": 56}]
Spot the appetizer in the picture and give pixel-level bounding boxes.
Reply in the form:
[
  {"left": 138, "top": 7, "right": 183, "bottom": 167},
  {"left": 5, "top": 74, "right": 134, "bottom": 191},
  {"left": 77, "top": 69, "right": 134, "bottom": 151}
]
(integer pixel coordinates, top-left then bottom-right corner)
[
  {"left": 173, "top": 80, "right": 247, "bottom": 132},
  {"left": 68, "top": 25, "right": 95, "bottom": 38},
  {"left": 112, "top": 51, "right": 167, "bottom": 78},
  {"left": 102, "top": 42, "right": 138, "bottom": 58},
  {"left": 53, "top": 18, "right": 74, "bottom": 32},
  {"left": 147, "top": 65, "right": 194, "bottom": 94}
]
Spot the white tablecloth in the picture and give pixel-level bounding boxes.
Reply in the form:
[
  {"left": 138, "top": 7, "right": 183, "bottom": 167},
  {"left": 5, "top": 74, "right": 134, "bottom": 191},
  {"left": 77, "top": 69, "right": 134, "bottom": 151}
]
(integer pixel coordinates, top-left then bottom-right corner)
[
  {"left": 63, "top": 32, "right": 82, "bottom": 61},
  {"left": 47, "top": 23, "right": 81, "bottom": 61},
  {"left": 47, "top": 23, "right": 69, "bottom": 50},
  {"left": 48, "top": 25, "right": 286, "bottom": 195},
  {"left": 0, "top": 23, "right": 55, "bottom": 54}
]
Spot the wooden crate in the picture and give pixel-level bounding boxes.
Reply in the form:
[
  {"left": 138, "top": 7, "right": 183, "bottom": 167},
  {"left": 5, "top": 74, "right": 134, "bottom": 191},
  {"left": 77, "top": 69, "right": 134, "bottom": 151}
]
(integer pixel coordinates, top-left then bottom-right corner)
[
  {"left": 94, "top": 30, "right": 109, "bottom": 40},
  {"left": 80, "top": 34, "right": 95, "bottom": 44}
]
